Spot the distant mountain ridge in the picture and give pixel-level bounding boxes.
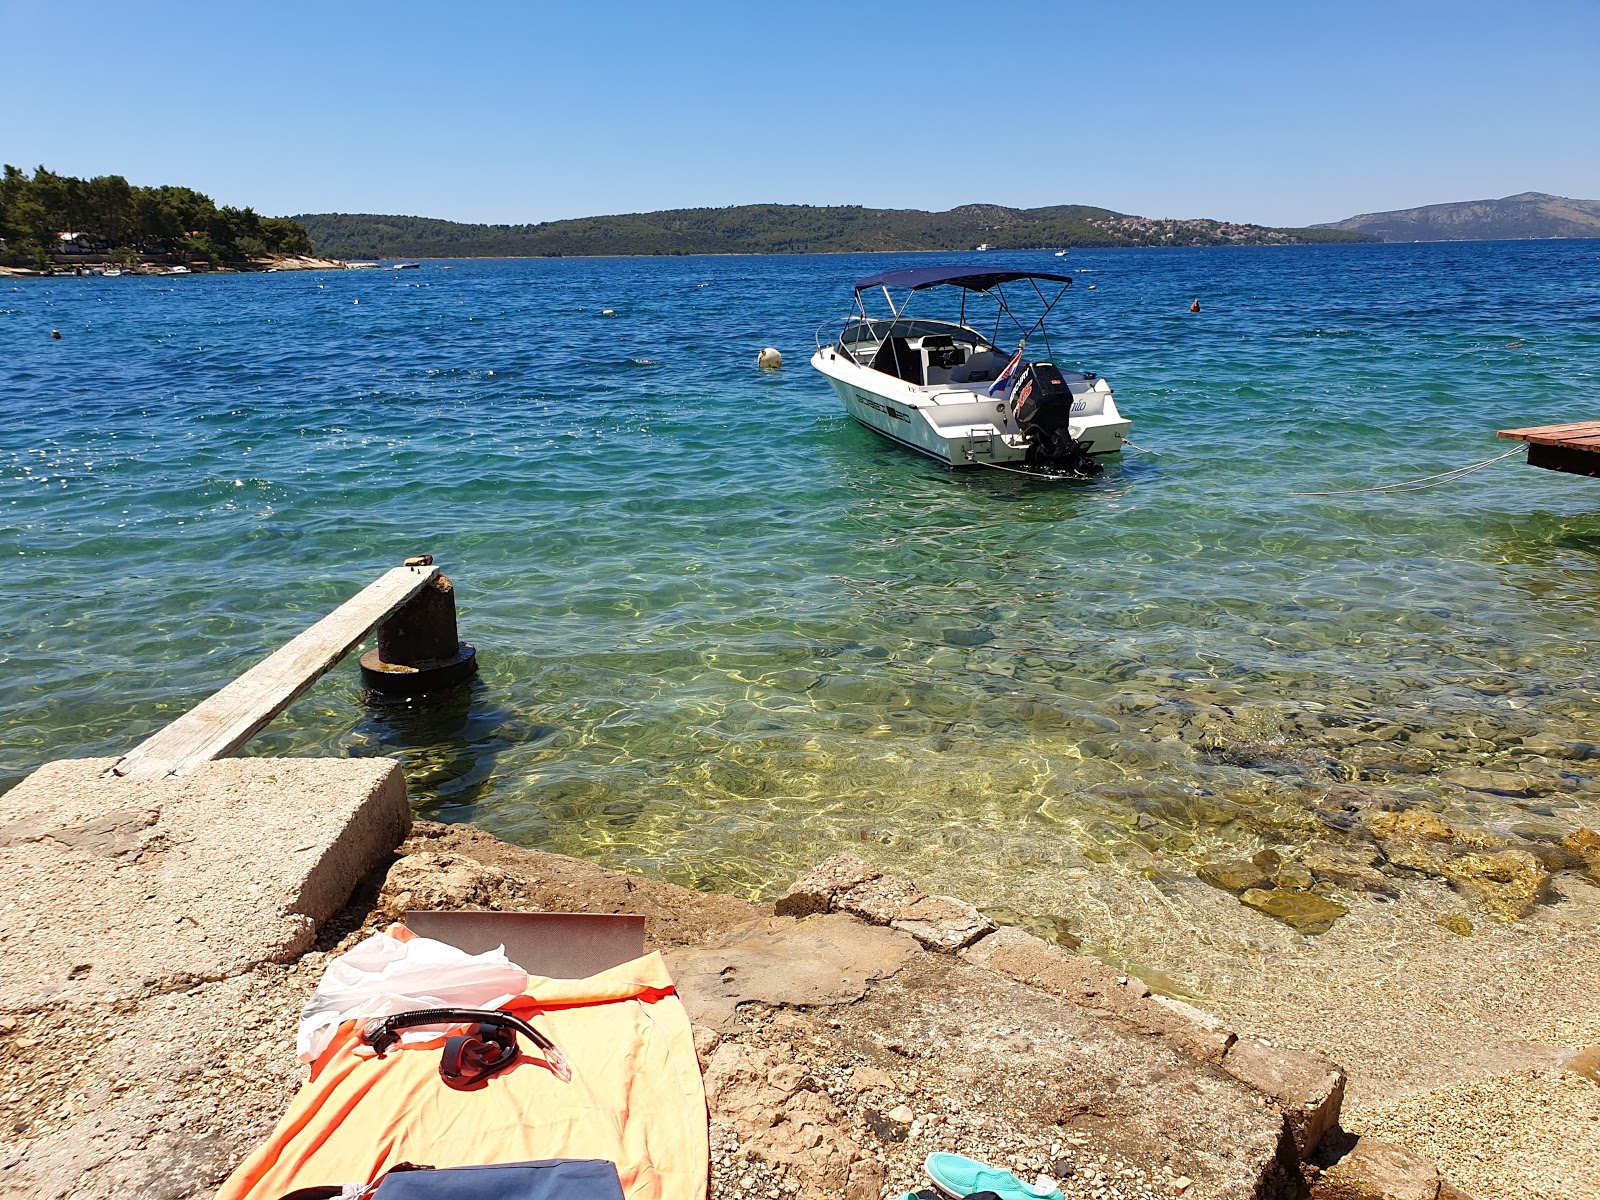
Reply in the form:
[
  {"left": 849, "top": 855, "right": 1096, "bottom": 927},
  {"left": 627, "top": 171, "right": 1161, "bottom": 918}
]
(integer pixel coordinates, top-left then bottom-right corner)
[
  {"left": 1314, "top": 192, "right": 1600, "bottom": 241},
  {"left": 294, "top": 203, "right": 1369, "bottom": 260}
]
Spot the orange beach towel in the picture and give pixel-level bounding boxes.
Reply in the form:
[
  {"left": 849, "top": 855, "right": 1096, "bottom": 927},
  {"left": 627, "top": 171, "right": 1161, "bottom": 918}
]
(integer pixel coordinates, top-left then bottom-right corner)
[{"left": 217, "top": 938, "right": 707, "bottom": 1200}]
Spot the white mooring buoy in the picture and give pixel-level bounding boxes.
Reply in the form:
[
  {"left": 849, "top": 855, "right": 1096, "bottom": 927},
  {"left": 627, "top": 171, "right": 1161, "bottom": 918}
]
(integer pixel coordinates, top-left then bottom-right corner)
[{"left": 757, "top": 346, "right": 783, "bottom": 370}]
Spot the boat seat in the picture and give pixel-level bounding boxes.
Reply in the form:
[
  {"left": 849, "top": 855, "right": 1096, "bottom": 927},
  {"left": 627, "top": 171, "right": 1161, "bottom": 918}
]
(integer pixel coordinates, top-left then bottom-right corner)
[
  {"left": 869, "top": 336, "right": 923, "bottom": 385},
  {"left": 951, "top": 350, "right": 1007, "bottom": 383}
]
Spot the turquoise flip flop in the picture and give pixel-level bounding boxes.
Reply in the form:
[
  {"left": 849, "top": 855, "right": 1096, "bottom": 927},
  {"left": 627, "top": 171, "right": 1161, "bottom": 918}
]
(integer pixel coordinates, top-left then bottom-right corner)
[{"left": 924, "top": 1153, "right": 1063, "bottom": 1200}]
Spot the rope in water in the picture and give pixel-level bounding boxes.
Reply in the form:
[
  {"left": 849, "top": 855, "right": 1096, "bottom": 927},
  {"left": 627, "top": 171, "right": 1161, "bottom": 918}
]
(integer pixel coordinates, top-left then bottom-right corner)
[
  {"left": 1292, "top": 445, "right": 1526, "bottom": 496},
  {"left": 970, "top": 457, "right": 1095, "bottom": 481}
]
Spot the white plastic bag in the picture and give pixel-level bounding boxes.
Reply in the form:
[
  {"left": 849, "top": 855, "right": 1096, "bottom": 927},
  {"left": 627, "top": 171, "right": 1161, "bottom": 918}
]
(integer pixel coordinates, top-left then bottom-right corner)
[{"left": 297, "top": 930, "right": 529, "bottom": 1062}]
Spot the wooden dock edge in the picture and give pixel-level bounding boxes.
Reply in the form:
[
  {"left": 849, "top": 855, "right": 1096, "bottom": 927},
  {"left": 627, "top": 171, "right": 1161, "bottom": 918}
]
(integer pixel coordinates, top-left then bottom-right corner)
[
  {"left": 1497, "top": 421, "right": 1600, "bottom": 479},
  {"left": 111, "top": 562, "right": 441, "bottom": 781}
]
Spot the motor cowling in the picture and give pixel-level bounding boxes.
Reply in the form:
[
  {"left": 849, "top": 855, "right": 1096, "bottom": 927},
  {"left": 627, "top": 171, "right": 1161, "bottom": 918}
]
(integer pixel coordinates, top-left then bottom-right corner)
[{"left": 1010, "top": 361, "right": 1101, "bottom": 476}]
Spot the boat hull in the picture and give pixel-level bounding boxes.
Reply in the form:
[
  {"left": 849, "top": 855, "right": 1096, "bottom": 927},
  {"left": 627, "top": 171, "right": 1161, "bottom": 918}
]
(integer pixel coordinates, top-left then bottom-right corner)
[{"left": 811, "top": 347, "right": 1130, "bottom": 470}]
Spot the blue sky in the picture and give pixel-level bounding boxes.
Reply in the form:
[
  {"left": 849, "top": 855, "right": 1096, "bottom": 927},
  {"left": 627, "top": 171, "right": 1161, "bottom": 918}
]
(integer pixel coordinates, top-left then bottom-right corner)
[{"left": 3, "top": 0, "right": 1596, "bottom": 226}]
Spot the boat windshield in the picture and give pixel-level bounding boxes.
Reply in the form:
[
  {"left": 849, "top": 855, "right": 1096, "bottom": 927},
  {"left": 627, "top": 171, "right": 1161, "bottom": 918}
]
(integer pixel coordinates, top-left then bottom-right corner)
[
  {"left": 843, "top": 267, "right": 1074, "bottom": 373},
  {"left": 839, "top": 318, "right": 988, "bottom": 351}
]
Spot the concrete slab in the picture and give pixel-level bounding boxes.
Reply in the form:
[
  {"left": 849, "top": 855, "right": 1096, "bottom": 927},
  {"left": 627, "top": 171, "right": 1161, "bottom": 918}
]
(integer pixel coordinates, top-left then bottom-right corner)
[{"left": 0, "top": 757, "right": 409, "bottom": 1009}]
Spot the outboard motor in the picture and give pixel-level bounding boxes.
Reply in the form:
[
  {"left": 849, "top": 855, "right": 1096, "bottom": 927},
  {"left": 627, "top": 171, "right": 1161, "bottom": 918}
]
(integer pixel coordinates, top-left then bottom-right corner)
[{"left": 1010, "top": 361, "right": 1101, "bottom": 476}]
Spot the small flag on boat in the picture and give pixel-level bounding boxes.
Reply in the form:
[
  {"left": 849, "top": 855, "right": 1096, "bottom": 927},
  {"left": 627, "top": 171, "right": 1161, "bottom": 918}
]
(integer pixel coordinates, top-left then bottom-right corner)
[{"left": 988, "top": 348, "right": 1024, "bottom": 396}]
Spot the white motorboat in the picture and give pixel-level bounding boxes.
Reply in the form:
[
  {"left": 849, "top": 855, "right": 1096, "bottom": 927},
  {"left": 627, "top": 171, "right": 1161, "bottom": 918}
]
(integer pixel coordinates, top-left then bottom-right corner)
[{"left": 810, "top": 266, "right": 1130, "bottom": 476}]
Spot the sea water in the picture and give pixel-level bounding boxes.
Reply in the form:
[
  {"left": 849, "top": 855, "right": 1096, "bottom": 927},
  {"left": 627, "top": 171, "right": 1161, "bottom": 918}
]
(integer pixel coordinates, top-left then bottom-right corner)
[{"left": 4, "top": 242, "right": 1599, "bottom": 970}]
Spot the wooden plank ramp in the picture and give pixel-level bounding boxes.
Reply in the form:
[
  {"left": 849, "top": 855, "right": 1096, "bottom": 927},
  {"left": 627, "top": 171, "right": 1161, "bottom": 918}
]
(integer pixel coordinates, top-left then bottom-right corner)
[
  {"left": 112, "top": 563, "right": 441, "bottom": 781},
  {"left": 1498, "top": 421, "right": 1600, "bottom": 478}
]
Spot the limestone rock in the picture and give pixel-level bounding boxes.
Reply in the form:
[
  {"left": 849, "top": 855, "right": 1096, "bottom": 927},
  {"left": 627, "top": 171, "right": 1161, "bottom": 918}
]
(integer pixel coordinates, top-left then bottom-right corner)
[
  {"left": 1514, "top": 733, "right": 1597, "bottom": 760},
  {"left": 1562, "top": 827, "right": 1600, "bottom": 879},
  {"left": 692, "top": 1024, "right": 721, "bottom": 1071},
  {"left": 1442, "top": 767, "right": 1542, "bottom": 797},
  {"left": 1251, "top": 848, "right": 1284, "bottom": 875},
  {"left": 838, "top": 872, "right": 922, "bottom": 924},
  {"left": 1126, "top": 994, "right": 1238, "bottom": 1063},
  {"left": 1303, "top": 848, "right": 1399, "bottom": 897},
  {"left": 1520, "top": 838, "right": 1588, "bottom": 873},
  {"left": 1223, "top": 1038, "right": 1346, "bottom": 1160},
  {"left": 665, "top": 914, "right": 918, "bottom": 1030},
  {"left": 1440, "top": 850, "right": 1551, "bottom": 921},
  {"left": 1368, "top": 810, "right": 1455, "bottom": 842},
  {"left": 1198, "top": 858, "right": 1271, "bottom": 893},
  {"left": 1378, "top": 839, "right": 1444, "bottom": 877},
  {"left": 1311, "top": 1135, "right": 1444, "bottom": 1200},
  {"left": 774, "top": 853, "right": 881, "bottom": 918},
  {"left": 703, "top": 1041, "right": 881, "bottom": 1200},
  {"left": 849, "top": 1064, "right": 895, "bottom": 1092},
  {"left": 376, "top": 851, "right": 521, "bottom": 919},
  {"left": 891, "top": 894, "right": 995, "bottom": 953},
  {"left": 1274, "top": 861, "right": 1316, "bottom": 891},
  {"left": 961, "top": 926, "right": 1149, "bottom": 1019},
  {"left": 1241, "top": 888, "right": 1349, "bottom": 933}
]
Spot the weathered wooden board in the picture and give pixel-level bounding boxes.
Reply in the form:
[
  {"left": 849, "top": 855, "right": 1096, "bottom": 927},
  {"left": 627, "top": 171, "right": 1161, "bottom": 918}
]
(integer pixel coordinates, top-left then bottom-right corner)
[
  {"left": 1498, "top": 421, "right": 1600, "bottom": 450},
  {"left": 112, "top": 564, "right": 441, "bottom": 780}
]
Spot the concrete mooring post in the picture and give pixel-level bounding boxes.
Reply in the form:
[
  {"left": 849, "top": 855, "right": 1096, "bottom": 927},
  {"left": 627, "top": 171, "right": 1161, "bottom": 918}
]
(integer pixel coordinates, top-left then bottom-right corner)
[{"left": 359, "top": 555, "right": 478, "bottom": 695}]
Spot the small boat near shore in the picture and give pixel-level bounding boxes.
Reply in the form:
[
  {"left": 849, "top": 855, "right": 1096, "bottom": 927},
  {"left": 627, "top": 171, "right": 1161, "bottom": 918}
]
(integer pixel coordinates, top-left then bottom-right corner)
[{"left": 810, "top": 266, "right": 1130, "bottom": 475}]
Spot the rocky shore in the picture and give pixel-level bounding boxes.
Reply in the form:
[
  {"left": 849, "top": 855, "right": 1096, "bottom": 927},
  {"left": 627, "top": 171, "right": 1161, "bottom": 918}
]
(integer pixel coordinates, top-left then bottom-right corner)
[
  {"left": 1, "top": 756, "right": 1594, "bottom": 1200},
  {"left": 0, "top": 255, "right": 348, "bottom": 277}
]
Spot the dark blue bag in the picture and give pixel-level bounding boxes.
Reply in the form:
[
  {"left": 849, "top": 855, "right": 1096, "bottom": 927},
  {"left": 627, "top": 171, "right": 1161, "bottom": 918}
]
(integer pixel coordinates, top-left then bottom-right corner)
[{"left": 281, "top": 1159, "right": 625, "bottom": 1200}]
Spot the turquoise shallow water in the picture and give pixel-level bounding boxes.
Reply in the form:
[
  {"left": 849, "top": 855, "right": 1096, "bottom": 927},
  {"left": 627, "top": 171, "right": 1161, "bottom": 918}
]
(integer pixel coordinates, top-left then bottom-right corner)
[{"left": 5, "top": 243, "right": 1600, "bottom": 949}]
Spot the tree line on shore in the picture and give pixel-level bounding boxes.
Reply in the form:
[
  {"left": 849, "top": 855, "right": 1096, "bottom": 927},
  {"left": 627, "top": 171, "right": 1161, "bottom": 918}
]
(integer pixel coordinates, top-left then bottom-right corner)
[
  {"left": 297, "top": 203, "right": 1372, "bottom": 259},
  {"left": 0, "top": 165, "right": 313, "bottom": 268}
]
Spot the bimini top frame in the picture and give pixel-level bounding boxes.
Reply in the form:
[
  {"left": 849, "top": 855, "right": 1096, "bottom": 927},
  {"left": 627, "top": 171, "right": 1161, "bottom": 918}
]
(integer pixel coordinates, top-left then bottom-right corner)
[
  {"left": 852, "top": 266, "right": 1073, "bottom": 293},
  {"left": 848, "top": 266, "right": 1075, "bottom": 363}
]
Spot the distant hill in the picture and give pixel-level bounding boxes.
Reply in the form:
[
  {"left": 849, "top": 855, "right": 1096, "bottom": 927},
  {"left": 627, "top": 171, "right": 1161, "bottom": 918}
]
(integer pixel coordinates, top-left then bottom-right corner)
[
  {"left": 294, "top": 203, "right": 1371, "bottom": 259},
  {"left": 1315, "top": 192, "right": 1600, "bottom": 241}
]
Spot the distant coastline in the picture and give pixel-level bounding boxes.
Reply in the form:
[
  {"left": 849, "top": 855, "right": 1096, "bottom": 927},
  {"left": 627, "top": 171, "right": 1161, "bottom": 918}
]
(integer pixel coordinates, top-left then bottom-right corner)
[{"left": 294, "top": 203, "right": 1374, "bottom": 261}]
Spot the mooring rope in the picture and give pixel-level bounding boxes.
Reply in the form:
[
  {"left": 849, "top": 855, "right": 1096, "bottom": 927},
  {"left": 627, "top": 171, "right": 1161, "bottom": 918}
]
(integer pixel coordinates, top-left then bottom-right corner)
[
  {"left": 970, "top": 457, "right": 1095, "bottom": 481},
  {"left": 1292, "top": 445, "right": 1526, "bottom": 496},
  {"left": 1122, "top": 438, "right": 1163, "bottom": 457}
]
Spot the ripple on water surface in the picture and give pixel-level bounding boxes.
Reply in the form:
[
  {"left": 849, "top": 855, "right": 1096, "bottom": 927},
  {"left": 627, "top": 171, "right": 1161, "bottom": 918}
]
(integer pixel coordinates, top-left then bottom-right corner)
[{"left": 4, "top": 243, "right": 1600, "bottom": 992}]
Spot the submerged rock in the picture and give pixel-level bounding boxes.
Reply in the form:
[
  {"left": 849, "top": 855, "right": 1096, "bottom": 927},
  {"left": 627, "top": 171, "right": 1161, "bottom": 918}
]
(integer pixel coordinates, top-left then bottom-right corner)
[
  {"left": 1198, "top": 859, "right": 1271, "bottom": 894},
  {"left": 1443, "top": 766, "right": 1543, "bottom": 797},
  {"left": 1250, "top": 848, "right": 1284, "bottom": 875},
  {"left": 1513, "top": 734, "right": 1599, "bottom": 761},
  {"left": 1368, "top": 810, "right": 1455, "bottom": 842},
  {"left": 1274, "top": 861, "right": 1316, "bottom": 891},
  {"left": 1302, "top": 847, "right": 1398, "bottom": 898},
  {"left": 1440, "top": 849, "right": 1551, "bottom": 922},
  {"left": 1435, "top": 913, "right": 1473, "bottom": 936},
  {"left": 1563, "top": 828, "right": 1600, "bottom": 880},
  {"left": 1240, "top": 888, "right": 1349, "bottom": 933},
  {"left": 1377, "top": 839, "right": 1445, "bottom": 877}
]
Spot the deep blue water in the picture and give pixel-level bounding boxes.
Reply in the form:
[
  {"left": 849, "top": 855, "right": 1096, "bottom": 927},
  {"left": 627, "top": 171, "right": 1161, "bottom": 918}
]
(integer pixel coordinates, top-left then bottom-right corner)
[{"left": 4, "top": 242, "right": 1600, "bottom": 946}]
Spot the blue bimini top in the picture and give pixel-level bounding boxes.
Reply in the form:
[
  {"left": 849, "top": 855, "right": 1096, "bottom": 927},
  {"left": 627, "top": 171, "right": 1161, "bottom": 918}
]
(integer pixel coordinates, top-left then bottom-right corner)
[{"left": 853, "top": 266, "right": 1073, "bottom": 293}]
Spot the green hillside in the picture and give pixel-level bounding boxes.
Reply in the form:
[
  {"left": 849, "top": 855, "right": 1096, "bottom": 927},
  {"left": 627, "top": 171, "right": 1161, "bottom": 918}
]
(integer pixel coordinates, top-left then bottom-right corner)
[{"left": 296, "top": 202, "right": 1370, "bottom": 259}]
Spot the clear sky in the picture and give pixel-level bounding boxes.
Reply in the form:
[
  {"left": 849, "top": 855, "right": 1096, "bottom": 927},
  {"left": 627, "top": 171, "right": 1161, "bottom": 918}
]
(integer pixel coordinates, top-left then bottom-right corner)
[{"left": 3, "top": 0, "right": 1596, "bottom": 227}]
